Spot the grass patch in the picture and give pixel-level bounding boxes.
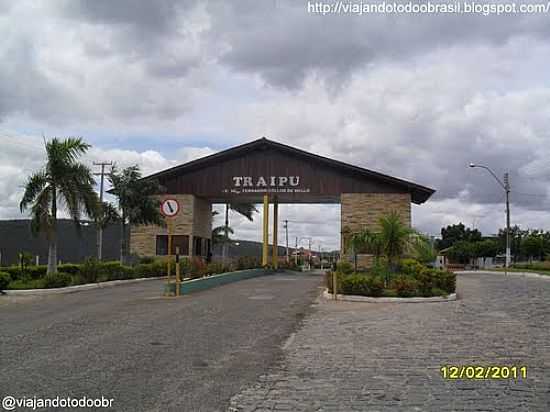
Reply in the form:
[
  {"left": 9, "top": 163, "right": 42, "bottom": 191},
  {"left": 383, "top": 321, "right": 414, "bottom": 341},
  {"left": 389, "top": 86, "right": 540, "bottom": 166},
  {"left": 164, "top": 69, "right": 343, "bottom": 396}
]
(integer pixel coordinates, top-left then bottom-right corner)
[{"left": 493, "top": 267, "right": 550, "bottom": 276}]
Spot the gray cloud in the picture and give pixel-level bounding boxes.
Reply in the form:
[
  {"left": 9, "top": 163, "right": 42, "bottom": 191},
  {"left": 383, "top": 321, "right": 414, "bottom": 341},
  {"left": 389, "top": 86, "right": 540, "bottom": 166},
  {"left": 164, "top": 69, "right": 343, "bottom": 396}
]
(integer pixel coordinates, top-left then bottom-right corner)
[
  {"left": 1, "top": 0, "right": 550, "bottom": 244},
  {"left": 208, "top": 0, "right": 550, "bottom": 88}
]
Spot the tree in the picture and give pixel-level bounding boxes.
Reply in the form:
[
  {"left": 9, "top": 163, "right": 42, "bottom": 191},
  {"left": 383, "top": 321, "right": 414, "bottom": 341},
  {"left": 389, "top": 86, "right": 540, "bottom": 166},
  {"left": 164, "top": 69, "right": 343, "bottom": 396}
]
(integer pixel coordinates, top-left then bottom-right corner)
[
  {"left": 345, "top": 228, "right": 383, "bottom": 271},
  {"left": 446, "top": 240, "right": 474, "bottom": 264},
  {"left": 521, "top": 234, "right": 546, "bottom": 262},
  {"left": 497, "top": 225, "right": 527, "bottom": 262},
  {"left": 379, "top": 211, "right": 416, "bottom": 272},
  {"left": 20, "top": 137, "right": 99, "bottom": 274},
  {"left": 411, "top": 234, "right": 437, "bottom": 264},
  {"left": 212, "top": 224, "right": 234, "bottom": 244},
  {"left": 221, "top": 203, "right": 257, "bottom": 262},
  {"left": 436, "top": 223, "right": 482, "bottom": 250},
  {"left": 108, "top": 165, "right": 164, "bottom": 263},
  {"left": 96, "top": 201, "right": 120, "bottom": 230}
]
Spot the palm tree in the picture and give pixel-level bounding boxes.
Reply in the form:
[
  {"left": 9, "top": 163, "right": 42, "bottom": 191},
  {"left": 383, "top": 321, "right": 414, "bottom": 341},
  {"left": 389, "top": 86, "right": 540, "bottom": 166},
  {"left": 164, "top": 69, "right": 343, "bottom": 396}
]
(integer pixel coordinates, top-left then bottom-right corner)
[
  {"left": 20, "top": 137, "right": 99, "bottom": 274},
  {"left": 221, "top": 203, "right": 257, "bottom": 262},
  {"left": 379, "top": 211, "right": 415, "bottom": 273},
  {"left": 108, "top": 165, "right": 164, "bottom": 263},
  {"left": 346, "top": 228, "right": 384, "bottom": 271},
  {"left": 212, "top": 224, "right": 234, "bottom": 244}
]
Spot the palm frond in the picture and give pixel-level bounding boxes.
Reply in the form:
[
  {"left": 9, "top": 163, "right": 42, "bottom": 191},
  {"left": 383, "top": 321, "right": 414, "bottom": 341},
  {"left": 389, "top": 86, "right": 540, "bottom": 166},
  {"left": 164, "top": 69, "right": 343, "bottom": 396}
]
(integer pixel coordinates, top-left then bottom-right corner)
[
  {"left": 30, "top": 186, "right": 53, "bottom": 236},
  {"left": 20, "top": 171, "right": 48, "bottom": 212},
  {"left": 229, "top": 203, "right": 258, "bottom": 221}
]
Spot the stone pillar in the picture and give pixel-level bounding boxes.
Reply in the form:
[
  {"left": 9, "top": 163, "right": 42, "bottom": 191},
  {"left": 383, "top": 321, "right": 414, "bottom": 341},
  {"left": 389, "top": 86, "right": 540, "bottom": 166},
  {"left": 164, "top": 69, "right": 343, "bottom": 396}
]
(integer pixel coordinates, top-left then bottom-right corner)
[
  {"left": 340, "top": 193, "right": 411, "bottom": 266},
  {"left": 130, "top": 194, "right": 211, "bottom": 258}
]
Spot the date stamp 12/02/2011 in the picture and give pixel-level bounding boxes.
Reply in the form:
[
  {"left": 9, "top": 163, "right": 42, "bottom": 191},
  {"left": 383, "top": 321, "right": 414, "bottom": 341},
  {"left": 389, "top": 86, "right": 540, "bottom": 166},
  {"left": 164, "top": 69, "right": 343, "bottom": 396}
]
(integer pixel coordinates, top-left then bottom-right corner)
[{"left": 440, "top": 365, "right": 528, "bottom": 380}]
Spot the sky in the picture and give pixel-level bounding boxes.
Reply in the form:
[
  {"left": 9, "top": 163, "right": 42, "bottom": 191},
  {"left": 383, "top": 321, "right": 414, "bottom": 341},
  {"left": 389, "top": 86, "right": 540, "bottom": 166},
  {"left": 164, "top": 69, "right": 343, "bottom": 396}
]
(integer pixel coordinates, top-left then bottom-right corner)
[{"left": 1, "top": 0, "right": 550, "bottom": 251}]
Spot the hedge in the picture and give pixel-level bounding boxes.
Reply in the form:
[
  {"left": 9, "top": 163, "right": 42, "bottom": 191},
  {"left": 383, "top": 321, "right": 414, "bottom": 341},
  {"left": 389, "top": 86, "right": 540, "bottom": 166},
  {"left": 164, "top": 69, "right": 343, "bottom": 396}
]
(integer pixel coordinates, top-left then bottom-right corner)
[
  {"left": 1, "top": 256, "right": 263, "bottom": 290},
  {"left": 326, "top": 259, "right": 456, "bottom": 298}
]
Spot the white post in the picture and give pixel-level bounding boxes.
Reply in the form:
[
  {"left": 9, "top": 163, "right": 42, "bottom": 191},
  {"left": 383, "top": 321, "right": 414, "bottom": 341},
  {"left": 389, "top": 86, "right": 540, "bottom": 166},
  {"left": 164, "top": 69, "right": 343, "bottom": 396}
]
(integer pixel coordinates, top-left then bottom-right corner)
[{"left": 35, "top": 255, "right": 40, "bottom": 266}]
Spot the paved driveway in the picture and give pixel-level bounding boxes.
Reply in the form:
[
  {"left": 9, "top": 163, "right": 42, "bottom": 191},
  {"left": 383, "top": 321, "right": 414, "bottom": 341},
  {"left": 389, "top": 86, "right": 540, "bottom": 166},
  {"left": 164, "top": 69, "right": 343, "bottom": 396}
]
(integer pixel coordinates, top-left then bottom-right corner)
[
  {"left": 230, "top": 272, "right": 550, "bottom": 411},
  {"left": 0, "top": 271, "right": 322, "bottom": 412}
]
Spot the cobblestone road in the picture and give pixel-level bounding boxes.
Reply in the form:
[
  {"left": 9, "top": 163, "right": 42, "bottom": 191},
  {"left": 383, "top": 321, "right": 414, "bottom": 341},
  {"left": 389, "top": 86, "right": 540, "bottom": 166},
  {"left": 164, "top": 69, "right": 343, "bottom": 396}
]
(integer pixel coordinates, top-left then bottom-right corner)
[{"left": 229, "top": 272, "right": 550, "bottom": 411}]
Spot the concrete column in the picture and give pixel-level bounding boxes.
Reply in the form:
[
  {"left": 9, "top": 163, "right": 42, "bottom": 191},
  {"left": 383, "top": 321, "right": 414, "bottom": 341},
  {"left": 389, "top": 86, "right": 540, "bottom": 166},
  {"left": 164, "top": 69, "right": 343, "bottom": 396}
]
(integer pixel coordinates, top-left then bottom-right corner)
[
  {"left": 272, "top": 199, "right": 278, "bottom": 269},
  {"left": 262, "top": 194, "right": 269, "bottom": 267}
]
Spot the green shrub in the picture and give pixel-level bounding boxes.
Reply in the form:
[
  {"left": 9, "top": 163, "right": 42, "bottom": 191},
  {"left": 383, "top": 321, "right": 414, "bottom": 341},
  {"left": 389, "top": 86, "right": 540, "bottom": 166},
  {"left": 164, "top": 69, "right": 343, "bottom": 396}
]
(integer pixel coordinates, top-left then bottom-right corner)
[
  {"left": 7, "top": 278, "right": 45, "bottom": 289},
  {"left": 235, "top": 256, "right": 261, "bottom": 270},
  {"left": 139, "top": 256, "right": 156, "bottom": 264},
  {"left": 42, "top": 272, "right": 72, "bottom": 289},
  {"left": 431, "top": 287, "right": 449, "bottom": 297},
  {"left": 189, "top": 257, "right": 208, "bottom": 279},
  {"left": 365, "top": 275, "right": 385, "bottom": 297},
  {"left": 206, "top": 262, "right": 227, "bottom": 275},
  {"left": 382, "top": 289, "right": 398, "bottom": 298},
  {"left": 96, "top": 261, "right": 133, "bottom": 281},
  {"left": 413, "top": 267, "right": 433, "bottom": 297},
  {"left": 336, "top": 261, "right": 354, "bottom": 275},
  {"left": 399, "top": 258, "right": 424, "bottom": 276},
  {"left": 0, "top": 266, "right": 23, "bottom": 280},
  {"left": 340, "top": 274, "right": 370, "bottom": 295},
  {"left": 431, "top": 269, "right": 456, "bottom": 293},
  {"left": 335, "top": 273, "right": 385, "bottom": 297},
  {"left": 390, "top": 275, "right": 419, "bottom": 297},
  {"left": 79, "top": 258, "right": 100, "bottom": 283},
  {"left": 0, "top": 265, "right": 47, "bottom": 280},
  {"left": 57, "top": 263, "right": 81, "bottom": 275},
  {"left": 0, "top": 271, "right": 11, "bottom": 291}
]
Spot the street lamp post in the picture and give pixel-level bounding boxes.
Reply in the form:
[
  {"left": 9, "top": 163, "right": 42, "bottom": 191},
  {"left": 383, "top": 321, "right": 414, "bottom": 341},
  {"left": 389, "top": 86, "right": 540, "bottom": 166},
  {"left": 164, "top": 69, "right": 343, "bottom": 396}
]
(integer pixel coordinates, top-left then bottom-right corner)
[{"left": 469, "top": 163, "right": 511, "bottom": 274}]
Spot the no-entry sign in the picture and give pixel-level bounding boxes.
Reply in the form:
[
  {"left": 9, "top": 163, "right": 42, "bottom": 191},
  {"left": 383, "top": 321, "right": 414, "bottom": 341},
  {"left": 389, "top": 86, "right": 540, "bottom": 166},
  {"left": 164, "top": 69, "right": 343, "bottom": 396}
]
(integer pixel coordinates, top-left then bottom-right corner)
[{"left": 160, "top": 198, "right": 180, "bottom": 218}]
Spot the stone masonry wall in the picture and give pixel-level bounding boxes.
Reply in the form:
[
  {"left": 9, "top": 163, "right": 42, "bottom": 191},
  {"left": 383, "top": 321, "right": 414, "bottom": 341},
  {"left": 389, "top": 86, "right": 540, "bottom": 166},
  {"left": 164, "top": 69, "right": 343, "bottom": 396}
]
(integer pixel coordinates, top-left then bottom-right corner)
[
  {"left": 340, "top": 193, "right": 412, "bottom": 263},
  {"left": 130, "top": 194, "right": 211, "bottom": 257}
]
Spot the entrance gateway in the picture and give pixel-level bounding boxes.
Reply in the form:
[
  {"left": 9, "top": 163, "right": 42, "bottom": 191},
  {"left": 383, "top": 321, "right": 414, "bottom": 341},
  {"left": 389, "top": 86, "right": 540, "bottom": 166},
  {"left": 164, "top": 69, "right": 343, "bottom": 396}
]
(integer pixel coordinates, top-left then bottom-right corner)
[{"left": 130, "top": 137, "right": 435, "bottom": 267}]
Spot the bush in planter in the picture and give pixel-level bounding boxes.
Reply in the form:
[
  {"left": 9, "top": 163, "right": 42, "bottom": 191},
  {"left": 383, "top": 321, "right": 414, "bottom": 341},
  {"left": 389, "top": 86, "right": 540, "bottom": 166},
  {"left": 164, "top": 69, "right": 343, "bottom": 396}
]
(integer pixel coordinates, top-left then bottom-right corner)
[
  {"left": 337, "top": 274, "right": 385, "bottom": 297},
  {"left": 57, "top": 263, "right": 81, "bottom": 276},
  {"left": 390, "top": 275, "right": 419, "bottom": 297},
  {"left": 0, "top": 271, "right": 11, "bottom": 291},
  {"left": 340, "top": 274, "right": 370, "bottom": 296},
  {"left": 431, "top": 269, "right": 456, "bottom": 293},
  {"left": 79, "top": 258, "right": 100, "bottom": 283},
  {"left": 188, "top": 257, "right": 208, "bottom": 279},
  {"left": 400, "top": 258, "right": 424, "bottom": 276},
  {"left": 431, "top": 287, "right": 449, "bottom": 297},
  {"left": 235, "top": 256, "right": 261, "bottom": 270},
  {"left": 365, "top": 275, "right": 385, "bottom": 297},
  {"left": 42, "top": 272, "right": 72, "bottom": 289},
  {"left": 206, "top": 262, "right": 227, "bottom": 275},
  {"left": 336, "top": 261, "right": 354, "bottom": 275},
  {"left": 96, "top": 261, "right": 133, "bottom": 281}
]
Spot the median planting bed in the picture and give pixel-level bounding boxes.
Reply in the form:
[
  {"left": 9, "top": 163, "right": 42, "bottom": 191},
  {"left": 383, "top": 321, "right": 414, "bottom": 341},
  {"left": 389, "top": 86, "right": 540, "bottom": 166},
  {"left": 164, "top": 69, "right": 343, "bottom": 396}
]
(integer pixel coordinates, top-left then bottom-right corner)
[
  {"left": 0, "top": 256, "right": 264, "bottom": 292},
  {"left": 325, "top": 259, "right": 456, "bottom": 299}
]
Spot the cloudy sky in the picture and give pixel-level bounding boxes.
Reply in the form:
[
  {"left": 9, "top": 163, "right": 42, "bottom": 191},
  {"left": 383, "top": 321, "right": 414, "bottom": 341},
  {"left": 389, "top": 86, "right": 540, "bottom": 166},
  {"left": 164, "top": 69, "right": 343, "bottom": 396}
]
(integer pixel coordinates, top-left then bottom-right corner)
[{"left": 1, "top": 0, "right": 550, "bottom": 251}]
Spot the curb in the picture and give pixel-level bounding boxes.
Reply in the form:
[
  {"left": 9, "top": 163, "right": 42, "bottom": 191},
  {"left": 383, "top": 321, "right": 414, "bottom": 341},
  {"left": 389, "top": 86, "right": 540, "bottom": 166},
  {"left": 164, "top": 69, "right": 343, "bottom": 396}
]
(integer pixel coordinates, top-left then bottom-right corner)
[
  {"left": 457, "top": 270, "right": 550, "bottom": 280},
  {"left": 322, "top": 289, "right": 457, "bottom": 303},
  {"left": 2, "top": 276, "right": 166, "bottom": 296}
]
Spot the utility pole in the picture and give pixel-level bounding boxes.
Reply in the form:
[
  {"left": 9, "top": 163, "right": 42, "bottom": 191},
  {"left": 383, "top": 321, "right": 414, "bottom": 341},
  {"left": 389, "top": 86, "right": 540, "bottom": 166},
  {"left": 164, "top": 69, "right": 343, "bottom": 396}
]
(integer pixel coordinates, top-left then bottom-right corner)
[
  {"left": 504, "top": 172, "right": 511, "bottom": 271},
  {"left": 308, "top": 238, "right": 312, "bottom": 270},
  {"left": 295, "top": 236, "right": 298, "bottom": 265},
  {"left": 284, "top": 220, "right": 289, "bottom": 263},
  {"left": 94, "top": 161, "right": 112, "bottom": 260},
  {"left": 469, "top": 163, "right": 511, "bottom": 275}
]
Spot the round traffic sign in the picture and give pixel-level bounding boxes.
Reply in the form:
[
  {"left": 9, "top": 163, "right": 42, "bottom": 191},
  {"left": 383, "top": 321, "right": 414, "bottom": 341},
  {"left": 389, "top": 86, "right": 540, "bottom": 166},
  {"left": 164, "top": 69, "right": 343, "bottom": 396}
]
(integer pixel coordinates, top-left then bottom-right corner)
[{"left": 160, "top": 198, "right": 180, "bottom": 218}]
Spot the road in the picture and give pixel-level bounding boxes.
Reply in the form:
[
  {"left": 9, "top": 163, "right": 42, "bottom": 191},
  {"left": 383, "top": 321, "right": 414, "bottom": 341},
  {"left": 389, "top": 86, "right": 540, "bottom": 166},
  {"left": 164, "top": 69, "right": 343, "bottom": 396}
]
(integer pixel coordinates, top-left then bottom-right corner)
[
  {"left": 230, "top": 271, "right": 550, "bottom": 411},
  {"left": 0, "top": 271, "right": 322, "bottom": 412}
]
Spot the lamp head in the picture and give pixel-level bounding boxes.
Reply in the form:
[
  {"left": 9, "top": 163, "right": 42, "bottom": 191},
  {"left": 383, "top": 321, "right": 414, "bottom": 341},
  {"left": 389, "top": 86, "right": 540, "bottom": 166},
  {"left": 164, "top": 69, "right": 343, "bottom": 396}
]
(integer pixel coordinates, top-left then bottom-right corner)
[{"left": 469, "top": 163, "right": 476, "bottom": 168}]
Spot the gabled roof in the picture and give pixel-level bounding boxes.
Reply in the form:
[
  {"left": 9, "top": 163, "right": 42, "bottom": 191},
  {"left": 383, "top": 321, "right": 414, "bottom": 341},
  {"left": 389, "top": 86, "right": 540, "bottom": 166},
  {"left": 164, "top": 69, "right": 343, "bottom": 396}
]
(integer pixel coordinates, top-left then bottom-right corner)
[{"left": 144, "top": 137, "right": 435, "bottom": 204}]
